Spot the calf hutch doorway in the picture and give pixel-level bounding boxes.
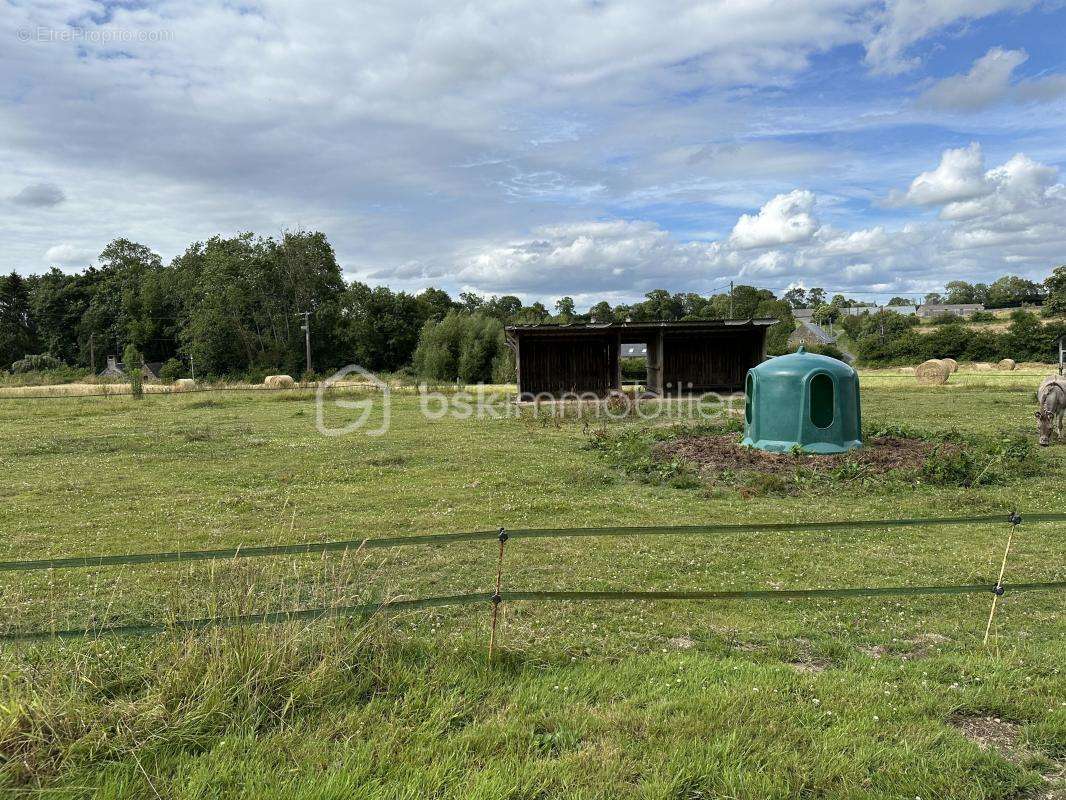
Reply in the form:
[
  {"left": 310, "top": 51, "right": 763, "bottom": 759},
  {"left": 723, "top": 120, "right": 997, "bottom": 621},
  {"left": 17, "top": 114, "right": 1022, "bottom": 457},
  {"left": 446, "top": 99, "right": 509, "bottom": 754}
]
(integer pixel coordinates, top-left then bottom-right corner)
[
  {"left": 742, "top": 346, "right": 862, "bottom": 454},
  {"left": 505, "top": 319, "right": 777, "bottom": 399}
]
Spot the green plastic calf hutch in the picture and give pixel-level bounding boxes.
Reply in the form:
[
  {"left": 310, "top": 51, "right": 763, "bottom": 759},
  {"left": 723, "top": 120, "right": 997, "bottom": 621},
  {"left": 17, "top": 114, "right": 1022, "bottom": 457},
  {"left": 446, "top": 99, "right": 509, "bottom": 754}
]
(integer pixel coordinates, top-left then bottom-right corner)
[{"left": 742, "top": 346, "right": 862, "bottom": 454}]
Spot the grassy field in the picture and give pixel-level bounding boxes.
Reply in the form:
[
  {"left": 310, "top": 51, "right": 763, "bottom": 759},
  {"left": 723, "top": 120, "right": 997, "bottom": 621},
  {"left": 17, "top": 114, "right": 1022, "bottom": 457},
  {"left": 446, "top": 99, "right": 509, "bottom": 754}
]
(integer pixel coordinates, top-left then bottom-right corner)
[{"left": 0, "top": 373, "right": 1063, "bottom": 798}]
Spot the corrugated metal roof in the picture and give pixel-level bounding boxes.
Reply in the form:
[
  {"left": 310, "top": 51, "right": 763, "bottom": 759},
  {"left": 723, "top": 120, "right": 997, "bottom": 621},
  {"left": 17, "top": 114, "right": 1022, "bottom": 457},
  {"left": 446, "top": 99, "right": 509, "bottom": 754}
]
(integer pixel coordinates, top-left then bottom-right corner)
[{"left": 507, "top": 318, "right": 778, "bottom": 332}]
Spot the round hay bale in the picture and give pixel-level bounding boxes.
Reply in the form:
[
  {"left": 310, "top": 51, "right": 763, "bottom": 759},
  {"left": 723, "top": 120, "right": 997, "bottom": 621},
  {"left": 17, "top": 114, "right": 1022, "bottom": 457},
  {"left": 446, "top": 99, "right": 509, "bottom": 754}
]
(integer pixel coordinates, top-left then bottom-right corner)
[
  {"left": 915, "top": 359, "right": 950, "bottom": 385},
  {"left": 900, "top": 366, "right": 916, "bottom": 374},
  {"left": 942, "top": 358, "right": 958, "bottom": 373},
  {"left": 997, "top": 358, "right": 1016, "bottom": 371},
  {"left": 263, "top": 374, "right": 295, "bottom": 389},
  {"left": 971, "top": 362, "right": 994, "bottom": 372},
  {"left": 174, "top": 378, "right": 197, "bottom": 391}
]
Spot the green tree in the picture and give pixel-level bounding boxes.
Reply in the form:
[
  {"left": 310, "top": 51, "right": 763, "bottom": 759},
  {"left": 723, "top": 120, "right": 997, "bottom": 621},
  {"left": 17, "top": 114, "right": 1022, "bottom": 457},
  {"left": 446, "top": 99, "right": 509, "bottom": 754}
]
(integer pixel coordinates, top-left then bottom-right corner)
[
  {"left": 173, "top": 231, "right": 345, "bottom": 377},
  {"left": 123, "top": 343, "right": 143, "bottom": 399},
  {"left": 458, "top": 292, "right": 484, "bottom": 313},
  {"left": 554, "top": 296, "right": 576, "bottom": 321},
  {"left": 984, "top": 276, "right": 1044, "bottom": 309},
  {"left": 944, "top": 281, "right": 976, "bottom": 304},
  {"left": 412, "top": 312, "right": 506, "bottom": 383},
  {"left": 0, "top": 271, "right": 38, "bottom": 368},
  {"left": 340, "top": 282, "right": 435, "bottom": 372},
  {"left": 1043, "top": 266, "right": 1066, "bottom": 317},
  {"left": 483, "top": 295, "right": 522, "bottom": 321},
  {"left": 782, "top": 287, "right": 808, "bottom": 309},
  {"left": 587, "top": 301, "right": 614, "bottom": 323}
]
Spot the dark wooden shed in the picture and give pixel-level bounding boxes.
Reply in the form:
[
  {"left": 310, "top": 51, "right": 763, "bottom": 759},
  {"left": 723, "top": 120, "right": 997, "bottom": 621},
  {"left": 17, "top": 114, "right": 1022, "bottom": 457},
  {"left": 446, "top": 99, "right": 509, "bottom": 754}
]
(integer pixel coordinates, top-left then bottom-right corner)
[{"left": 505, "top": 319, "right": 777, "bottom": 398}]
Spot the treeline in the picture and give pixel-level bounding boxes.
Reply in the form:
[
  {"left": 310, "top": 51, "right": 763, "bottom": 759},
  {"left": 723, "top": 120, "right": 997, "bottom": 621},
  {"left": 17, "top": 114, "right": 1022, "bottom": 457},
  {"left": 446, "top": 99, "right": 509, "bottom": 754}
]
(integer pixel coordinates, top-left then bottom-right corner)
[
  {"left": 0, "top": 232, "right": 796, "bottom": 382},
  {"left": 1, "top": 230, "right": 1062, "bottom": 379},
  {"left": 841, "top": 307, "right": 1066, "bottom": 365}
]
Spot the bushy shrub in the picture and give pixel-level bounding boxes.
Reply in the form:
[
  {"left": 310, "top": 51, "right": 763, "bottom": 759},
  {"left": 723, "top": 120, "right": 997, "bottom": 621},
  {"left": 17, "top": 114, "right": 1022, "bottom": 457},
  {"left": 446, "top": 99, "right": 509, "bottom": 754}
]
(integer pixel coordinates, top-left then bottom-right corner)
[
  {"left": 969, "top": 310, "right": 995, "bottom": 322},
  {"left": 123, "top": 344, "right": 144, "bottom": 400},
  {"left": 857, "top": 309, "right": 1065, "bottom": 365},
  {"left": 412, "top": 312, "right": 508, "bottom": 384},
  {"left": 929, "top": 312, "right": 961, "bottom": 325},
  {"left": 11, "top": 354, "right": 62, "bottom": 373},
  {"left": 620, "top": 357, "right": 646, "bottom": 380},
  {"left": 159, "top": 358, "right": 184, "bottom": 383},
  {"left": 811, "top": 343, "right": 848, "bottom": 362}
]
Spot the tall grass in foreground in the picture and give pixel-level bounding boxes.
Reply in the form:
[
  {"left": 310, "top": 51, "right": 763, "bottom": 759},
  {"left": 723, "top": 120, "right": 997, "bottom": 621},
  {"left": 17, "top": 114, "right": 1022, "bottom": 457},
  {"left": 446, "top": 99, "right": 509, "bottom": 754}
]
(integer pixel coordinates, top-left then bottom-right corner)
[{"left": 0, "top": 619, "right": 387, "bottom": 787}]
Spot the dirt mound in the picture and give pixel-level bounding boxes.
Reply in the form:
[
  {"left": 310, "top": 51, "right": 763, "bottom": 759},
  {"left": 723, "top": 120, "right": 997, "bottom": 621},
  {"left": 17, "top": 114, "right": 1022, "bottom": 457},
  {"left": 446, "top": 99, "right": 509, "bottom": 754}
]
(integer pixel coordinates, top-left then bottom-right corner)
[{"left": 656, "top": 434, "right": 960, "bottom": 477}]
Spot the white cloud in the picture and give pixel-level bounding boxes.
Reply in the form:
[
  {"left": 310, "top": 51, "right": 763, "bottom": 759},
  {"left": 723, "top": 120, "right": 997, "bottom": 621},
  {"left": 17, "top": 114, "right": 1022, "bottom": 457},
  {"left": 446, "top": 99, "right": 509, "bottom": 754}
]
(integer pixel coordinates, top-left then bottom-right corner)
[
  {"left": 2, "top": 1, "right": 1065, "bottom": 301},
  {"left": 917, "top": 47, "right": 1066, "bottom": 111},
  {"left": 729, "top": 190, "right": 819, "bottom": 249},
  {"left": 891, "top": 142, "right": 987, "bottom": 206},
  {"left": 864, "top": 0, "right": 1039, "bottom": 74},
  {"left": 917, "top": 47, "right": 1028, "bottom": 111},
  {"left": 44, "top": 243, "right": 94, "bottom": 266},
  {"left": 451, "top": 144, "right": 1066, "bottom": 301},
  {"left": 454, "top": 220, "right": 728, "bottom": 294},
  {"left": 817, "top": 226, "right": 889, "bottom": 255},
  {"left": 940, "top": 153, "right": 1058, "bottom": 220}
]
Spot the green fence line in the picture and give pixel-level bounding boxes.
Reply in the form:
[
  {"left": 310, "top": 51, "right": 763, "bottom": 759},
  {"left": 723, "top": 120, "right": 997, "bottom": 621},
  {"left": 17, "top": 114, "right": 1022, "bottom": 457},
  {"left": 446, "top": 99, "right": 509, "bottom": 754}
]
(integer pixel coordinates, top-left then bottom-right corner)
[
  {"left": 4, "top": 581, "right": 1064, "bottom": 643},
  {"left": 1, "top": 512, "right": 1061, "bottom": 574}
]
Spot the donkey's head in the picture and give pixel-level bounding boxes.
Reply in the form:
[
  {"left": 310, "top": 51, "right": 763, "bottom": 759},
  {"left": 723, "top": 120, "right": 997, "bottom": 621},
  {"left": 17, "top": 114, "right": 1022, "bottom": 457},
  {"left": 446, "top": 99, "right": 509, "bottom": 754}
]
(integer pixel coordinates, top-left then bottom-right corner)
[{"left": 1035, "top": 407, "right": 1054, "bottom": 446}]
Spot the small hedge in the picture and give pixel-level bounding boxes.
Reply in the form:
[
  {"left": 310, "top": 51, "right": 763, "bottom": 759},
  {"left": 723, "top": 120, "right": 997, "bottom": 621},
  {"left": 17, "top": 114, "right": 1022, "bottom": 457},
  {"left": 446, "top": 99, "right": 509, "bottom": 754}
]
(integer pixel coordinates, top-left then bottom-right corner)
[{"left": 11, "top": 354, "right": 62, "bottom": 374}]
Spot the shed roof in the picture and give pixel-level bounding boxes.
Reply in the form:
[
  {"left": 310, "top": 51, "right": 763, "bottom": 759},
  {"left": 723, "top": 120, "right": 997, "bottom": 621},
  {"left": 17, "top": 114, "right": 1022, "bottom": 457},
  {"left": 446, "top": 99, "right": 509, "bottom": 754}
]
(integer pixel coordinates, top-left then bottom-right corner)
[{"left": 507, "top": 319, "right": 777, "bottom": 334}]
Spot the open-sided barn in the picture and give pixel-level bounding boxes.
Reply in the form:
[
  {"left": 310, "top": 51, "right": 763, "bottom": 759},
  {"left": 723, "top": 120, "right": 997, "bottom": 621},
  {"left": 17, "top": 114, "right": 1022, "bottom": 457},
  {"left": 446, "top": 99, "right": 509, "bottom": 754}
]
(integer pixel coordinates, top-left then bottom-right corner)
[{"left": 505, "top": 319, "right": 777, "bottom": 399}]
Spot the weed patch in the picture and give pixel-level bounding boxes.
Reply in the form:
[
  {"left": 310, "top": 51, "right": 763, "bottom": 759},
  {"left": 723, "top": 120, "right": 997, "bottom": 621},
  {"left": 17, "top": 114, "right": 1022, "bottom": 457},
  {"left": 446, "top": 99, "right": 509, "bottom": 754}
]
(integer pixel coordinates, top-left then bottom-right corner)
[{"left": 590, "top": 421, "right": 1041, "bottom": 494}]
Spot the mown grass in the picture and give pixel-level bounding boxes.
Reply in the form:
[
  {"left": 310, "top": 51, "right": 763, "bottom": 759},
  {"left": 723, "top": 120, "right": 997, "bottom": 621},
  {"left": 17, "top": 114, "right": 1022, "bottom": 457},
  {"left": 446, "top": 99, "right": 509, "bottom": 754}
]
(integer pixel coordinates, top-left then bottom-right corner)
[{"left": 0, "top": 375, "right": 1063, "bottom": 798}]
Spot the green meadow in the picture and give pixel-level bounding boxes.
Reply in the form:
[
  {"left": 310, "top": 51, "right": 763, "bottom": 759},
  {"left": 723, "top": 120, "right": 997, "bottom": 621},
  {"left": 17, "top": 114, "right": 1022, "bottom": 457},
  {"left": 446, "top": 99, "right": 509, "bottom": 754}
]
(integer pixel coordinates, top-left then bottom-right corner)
[{"left": 0, "top": 374, "right": 1062, "bottom": 799}]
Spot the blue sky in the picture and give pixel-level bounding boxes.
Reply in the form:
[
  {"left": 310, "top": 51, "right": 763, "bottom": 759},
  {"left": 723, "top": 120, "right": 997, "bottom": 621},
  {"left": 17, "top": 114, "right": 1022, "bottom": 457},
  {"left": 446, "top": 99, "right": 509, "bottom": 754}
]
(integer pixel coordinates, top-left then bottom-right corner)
[{"left": 3, "top": 0, "right": 1066, "bottom": 306}]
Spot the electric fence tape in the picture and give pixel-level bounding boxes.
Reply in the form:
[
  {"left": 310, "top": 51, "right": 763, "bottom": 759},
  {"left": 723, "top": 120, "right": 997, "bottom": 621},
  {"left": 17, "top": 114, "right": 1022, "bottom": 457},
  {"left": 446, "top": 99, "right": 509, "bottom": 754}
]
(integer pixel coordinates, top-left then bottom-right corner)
[{"left": 2, "top": 512, "right": 1063, "bottom": 573}]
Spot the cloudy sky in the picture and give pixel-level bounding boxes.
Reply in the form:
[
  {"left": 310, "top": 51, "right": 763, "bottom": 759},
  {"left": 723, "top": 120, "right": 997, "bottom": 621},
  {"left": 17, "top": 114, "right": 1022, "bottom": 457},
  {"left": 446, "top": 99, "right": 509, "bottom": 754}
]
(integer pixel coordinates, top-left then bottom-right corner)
[{"left": 3, "top": 0, "right": 1066, "bottom": 306}]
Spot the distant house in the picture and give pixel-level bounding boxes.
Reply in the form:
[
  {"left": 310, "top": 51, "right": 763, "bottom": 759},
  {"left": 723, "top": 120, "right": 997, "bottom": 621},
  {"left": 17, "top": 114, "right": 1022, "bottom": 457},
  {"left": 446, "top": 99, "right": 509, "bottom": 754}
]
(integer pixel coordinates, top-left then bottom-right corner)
[
  {"left": 99, "top": 356, "right": 163, "bottom": 381},
  {"left": 916, "top": 303, "right": 985, "bottom": 319},
  {"left": 788, "top": 320, "right": 834, "bottom": 349},
  {"left": 882, "top": 304, "right": 919, "bottom": 316},
  {"left": 620, "top": 343, "right": 647, "bottom": 358},
  {"left": 793, "top": 304, "right": 918, "bottom": 320}
]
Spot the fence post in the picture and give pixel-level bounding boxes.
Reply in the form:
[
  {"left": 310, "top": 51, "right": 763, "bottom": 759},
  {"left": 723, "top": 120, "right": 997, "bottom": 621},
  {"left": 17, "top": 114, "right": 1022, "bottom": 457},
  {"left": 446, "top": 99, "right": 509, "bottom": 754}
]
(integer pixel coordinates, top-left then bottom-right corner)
[
  {"left": 488, "top": 527, "right": 508, "bottom": 664},
  {"left": 983, "top": 512, "right": 1020, "bottom": 646}
]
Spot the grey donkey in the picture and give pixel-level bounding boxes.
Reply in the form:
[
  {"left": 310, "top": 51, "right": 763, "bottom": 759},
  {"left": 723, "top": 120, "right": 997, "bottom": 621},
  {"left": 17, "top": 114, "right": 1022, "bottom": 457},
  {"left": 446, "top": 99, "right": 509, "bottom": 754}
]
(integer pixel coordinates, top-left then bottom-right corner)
[{"left": 1036, "top": 376, "right": 1066, "bottom": 446}]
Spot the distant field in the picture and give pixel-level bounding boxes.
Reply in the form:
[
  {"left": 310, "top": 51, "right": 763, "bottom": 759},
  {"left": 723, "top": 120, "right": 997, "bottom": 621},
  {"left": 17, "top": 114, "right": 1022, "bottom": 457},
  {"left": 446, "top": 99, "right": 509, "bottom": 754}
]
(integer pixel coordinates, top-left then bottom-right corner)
[{"left": 0, "top": 380, "right": 1063, "bottom": 798}]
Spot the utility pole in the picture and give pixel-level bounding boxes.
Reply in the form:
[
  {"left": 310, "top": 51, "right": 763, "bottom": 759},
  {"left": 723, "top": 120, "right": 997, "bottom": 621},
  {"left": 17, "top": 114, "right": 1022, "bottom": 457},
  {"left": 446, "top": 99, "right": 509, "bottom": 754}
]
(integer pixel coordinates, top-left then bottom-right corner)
[
  {"left": 189, "top": 353, "right": 196, "bottom": 381},
  {"left": 299, "top": 311, "right": 312, "bottom": 376},
  {"left": 89, "top": 333, "right": 95, "bottom": 374},
  {"left": 729, "top": 281, "right": 734, "bottom": 319}
]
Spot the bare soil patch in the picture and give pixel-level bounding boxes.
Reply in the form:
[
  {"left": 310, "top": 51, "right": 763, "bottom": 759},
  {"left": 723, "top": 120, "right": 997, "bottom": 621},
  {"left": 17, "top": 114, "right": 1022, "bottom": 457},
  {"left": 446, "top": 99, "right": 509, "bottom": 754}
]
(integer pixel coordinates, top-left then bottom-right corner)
[
  {"left": 953, "top": 715, "right": 1023, "bottom": 754},
  {"left": 656, "top": 434, "right": 960, "bottom": 477},
  {"left": 952, "top": 715, "right": 1066, "bottom": 795}
]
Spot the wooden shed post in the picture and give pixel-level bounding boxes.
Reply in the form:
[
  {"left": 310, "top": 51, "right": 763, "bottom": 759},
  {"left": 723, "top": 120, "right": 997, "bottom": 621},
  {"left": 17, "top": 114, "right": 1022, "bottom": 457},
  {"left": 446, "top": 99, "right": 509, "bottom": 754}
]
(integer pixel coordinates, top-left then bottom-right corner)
[
  {"left": 647, "top": 330, "right": 664, "bottom": 395},
  {"left": 611, "top": 331, "right": 622, "bottom": 391},
  {"left": 504, "top": 332, "right": 521, "bottom": 395}
]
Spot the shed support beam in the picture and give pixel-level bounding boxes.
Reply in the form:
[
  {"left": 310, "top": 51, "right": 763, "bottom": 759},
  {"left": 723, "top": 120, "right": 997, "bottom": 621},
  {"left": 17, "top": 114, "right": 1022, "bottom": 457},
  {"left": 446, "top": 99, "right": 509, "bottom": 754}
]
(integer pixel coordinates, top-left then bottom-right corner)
[
  {"left": 611, "top": 332, "right": 622, "bottom": 391},
  {"left": 647, "top": 331, "right": 664, "bottom": 395}
]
